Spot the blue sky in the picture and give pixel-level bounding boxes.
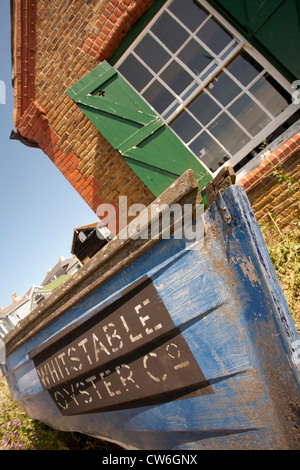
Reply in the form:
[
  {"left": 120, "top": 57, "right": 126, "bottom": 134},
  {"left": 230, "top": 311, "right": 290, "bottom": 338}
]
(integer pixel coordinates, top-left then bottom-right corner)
[{"left": 0, "top": 1, "right": 99, "bottom": 308}]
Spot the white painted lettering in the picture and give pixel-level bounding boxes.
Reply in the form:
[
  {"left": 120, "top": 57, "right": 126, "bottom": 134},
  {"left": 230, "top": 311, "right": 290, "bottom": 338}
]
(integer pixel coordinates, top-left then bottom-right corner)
[
  {"left": 76, "top": 381, "right": 92, "bottom": 404},
  {"left": 103, "top": 322, "right": 123, "bottom": 353},
  {"left": 121, "top": 311, "right": 143, "bottom": 343},
  {"left": 134, "top": 304, "right": 142, "bottom": 314},
  {"left": 116, "top": 364, "right": 140, "bottom": 391},
  {"left": 143, "top": 352, "right": 167, "bottom": 382},
  {"left": 120, "top": 315, "right": 129, "bottom": 333},
  {"left": 36, "top": 365, "right": 51, "bottom": 388},
  {"left": 93, "top": 333, "right": 111, "bottom": 362},
  {"left": 86, "top": 374, "right": 102, "bottom": 400},
  {"left": 54, "top": 390, "right": 68, "bottom": 410},
  {"left": 129, "top": 331, "right": 142, "bottom": 343},
  {"left": 78, "top": 338, "right": 93, "bottom": 365},
  {"left": 63, "top": 384, "right": 80, "bottom": 406},
  {"left": 166, "top": 343, "right": 180, "bottom": 360},
  {"left": 99, "top": 370, "right": 121, "bottom": 397},
  {"left": 67, "top": 346, "right": 82, "bottom": 372},
  {"left": 54, "top": 356, "right": 64, "bottom": 379},
  {"left": 47, "top": 360, "right": 60, "bottom": 383},
  {"left": 166, "top": 343, "right": 190, "bottom": 370},
  {"left": 58, "top": 352, "right": 70, "bottom": 376},
  {"left": 135, "top": 299, "right": 163, "bottom": 335}
]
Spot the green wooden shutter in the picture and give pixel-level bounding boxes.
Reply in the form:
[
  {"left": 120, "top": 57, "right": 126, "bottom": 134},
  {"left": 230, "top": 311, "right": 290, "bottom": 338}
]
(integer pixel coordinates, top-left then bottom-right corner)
[
  {"left": 207, "top": 0, "right": 300, "bottom": 83},
  {"left": 66, "top": 61, "right": 212, "bottom": 197}
]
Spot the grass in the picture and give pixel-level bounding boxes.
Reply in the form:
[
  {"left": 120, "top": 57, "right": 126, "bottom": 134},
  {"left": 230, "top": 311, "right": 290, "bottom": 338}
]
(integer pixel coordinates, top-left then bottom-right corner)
[
  {"left": 0, "top": 372, "right": 121, "bottom": 450},
  {"left": 260, "top": 163, "right": 299, "bottom": 331},
  {"left": 265, "top": 229, "right": 300, "bottom": 331}
]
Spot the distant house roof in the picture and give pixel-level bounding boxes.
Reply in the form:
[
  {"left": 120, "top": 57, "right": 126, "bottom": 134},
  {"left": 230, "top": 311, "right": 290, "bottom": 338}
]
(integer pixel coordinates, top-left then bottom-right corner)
[
  {"left": 37, "top": 274, "right": 71, "bottom": 292},
  {"left": 74, "top": 222, "right": 99, "bottom": 231},
  {"left": 65, "top": 256, "right": 81, "bottom": 273},
  {"left": 71, "top": 222, "right": 108, "bottom": 264},
  {"left": 71, "top": 223, "right": 99, "bottom": 249},
  {"left": 0, "top": 296, "right": 27, "bottom": 317},
  {"left": 0, "top": 285, "right": 42, "bottom": 317},
  {"left": 40, "top": 257, "right": 74, "bottom": 286}
]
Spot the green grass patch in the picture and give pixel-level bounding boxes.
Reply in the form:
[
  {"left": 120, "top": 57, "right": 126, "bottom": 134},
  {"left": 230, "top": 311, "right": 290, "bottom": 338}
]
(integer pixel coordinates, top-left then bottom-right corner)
[
  {"left": 263, "top": 229, "right": 300, "bottom": 331},
  {"left": 0, "top": 375, "right": 120, "bottom": 450}
]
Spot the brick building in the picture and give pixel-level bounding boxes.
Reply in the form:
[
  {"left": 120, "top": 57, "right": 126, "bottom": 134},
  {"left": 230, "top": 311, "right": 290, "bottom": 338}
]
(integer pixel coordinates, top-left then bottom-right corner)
[{"left": 10, "top": 0, "right": 300, "bottom": 234}]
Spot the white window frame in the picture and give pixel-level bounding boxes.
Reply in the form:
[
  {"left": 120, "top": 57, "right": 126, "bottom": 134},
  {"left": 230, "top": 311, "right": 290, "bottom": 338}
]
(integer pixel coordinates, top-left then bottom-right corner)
[
  {"left": 115, "top": 0, "right": 300, "bottom": 176},
  {"left": 0, "top": 322, "right": 8, "bottom": 336}
]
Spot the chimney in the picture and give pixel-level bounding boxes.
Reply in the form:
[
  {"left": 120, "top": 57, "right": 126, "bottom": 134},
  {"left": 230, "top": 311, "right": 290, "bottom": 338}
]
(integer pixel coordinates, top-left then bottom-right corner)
[{"left": 12, "top": 293, "right": 20, "bottom": 301}]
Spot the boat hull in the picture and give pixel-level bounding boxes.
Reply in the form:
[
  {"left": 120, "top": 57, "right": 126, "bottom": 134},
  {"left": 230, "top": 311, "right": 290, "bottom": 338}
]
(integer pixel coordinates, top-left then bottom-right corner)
[{"left": 2, "top": 170, "right": 299, "bottom": 450}]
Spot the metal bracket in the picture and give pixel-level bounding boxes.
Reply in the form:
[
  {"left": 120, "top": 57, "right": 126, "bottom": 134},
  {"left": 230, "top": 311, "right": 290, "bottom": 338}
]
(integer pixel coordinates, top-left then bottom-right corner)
[
  {"left": 205, "top": 166, "right": 236, "bottom": 208},
  {"left": 205, "top": 166, "right": 236, "bottom": 224},
  {"left": 216, "top": 191, "right": 232, "bottom": 224}
]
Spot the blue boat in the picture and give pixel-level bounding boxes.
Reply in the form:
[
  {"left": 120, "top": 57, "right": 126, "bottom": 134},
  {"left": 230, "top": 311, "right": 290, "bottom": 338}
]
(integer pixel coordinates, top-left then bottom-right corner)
[{"left": 1, "top": 169, "right": 299, "bottom": 450}]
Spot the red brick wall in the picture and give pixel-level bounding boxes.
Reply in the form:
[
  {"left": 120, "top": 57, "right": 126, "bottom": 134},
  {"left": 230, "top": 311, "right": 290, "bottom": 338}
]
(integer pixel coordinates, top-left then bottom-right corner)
[
  {"left": 12, "top": 0, "right": 300, "bottom": 235},
  {"left": 238, "top": 133, "right": 300, "bottom": 232},
  {"left": 238, "top": 133, "right": 300, "bottom": 193},
  {"left": 12, "top": 0, "right": 36, "bottom": 122},
  {"left": 12, "top": 0, "right": 156, "bottom": 234},
  {"left": 81, "top": 0, "right": 155, "bottom": 61},
  {"left": 245, "top": 150, "right": 300, "bottom": 237}
]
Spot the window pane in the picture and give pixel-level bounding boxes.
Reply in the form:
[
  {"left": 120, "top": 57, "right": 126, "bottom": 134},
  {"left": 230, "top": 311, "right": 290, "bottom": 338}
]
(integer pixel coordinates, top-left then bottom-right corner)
[
  {"left": 188, "top": 91, "right": 221, "bottom": 126},
  {"left": 116, "top": 1, "right": 294, "bottom": 175},
  {"left": 200, "top": 61, "right": 218, "bottom": 81},
  {"left": 143, "top": 80, "right": 175, "bottom": 114},
  {"left": 220, "top": 41, "right": 238, "bottom": 60},
  {"left": 190, "top": 131, "right": 227, "bottom": 172},
  {"left": 135, "top": 34, "right": 171, "bottom": 73},
  {"left": 250, "top": 74, "right": 291, "bottom": 117},
  {"left": 208, "top": 72, "right": 242, "bottom": 106},
  {"left": 160, "top": 60, "right": 193, "bottom": 95},
  {"left": 118, "top": 54, "right": 153, "bottom": 92},
  {"left": 168, "top": 0, "right": 208, "bottom": 32},
  {"left": 181, "top": 81, "right": 199, "bottom": 101},
  {"left": 163, "top": 102, "right": 182, "bottom": 120},
  {"left": 227, "top": 52, "right": 263, "bottom": 86},
  {"left": 208, "top": 113, "right": 250, "bottom": 154},
  {"left": 228, "top": 95, "right": 271, "bottom": 136},
  {"left": 170, "top": 110, "right": 200, "bottom": 143},
  {"left": 151, "top": 11, "right": 189, "bottom": 53},
  {"left": 197, "top": 18, "right": 232, "bottom": 55},
  {"left": 178, "top": 38, "right": 214, "bottom": 76}
]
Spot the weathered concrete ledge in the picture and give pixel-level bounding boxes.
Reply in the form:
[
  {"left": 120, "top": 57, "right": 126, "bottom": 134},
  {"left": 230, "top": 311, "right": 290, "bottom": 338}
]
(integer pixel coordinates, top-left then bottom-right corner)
[{"left": 4, "top": 169, "right": 200, "bottom": 356}]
